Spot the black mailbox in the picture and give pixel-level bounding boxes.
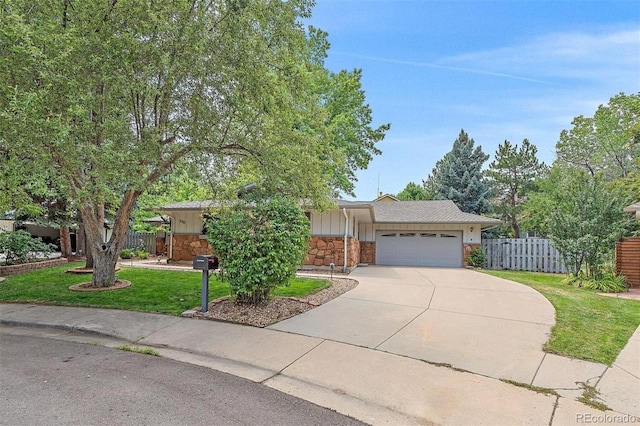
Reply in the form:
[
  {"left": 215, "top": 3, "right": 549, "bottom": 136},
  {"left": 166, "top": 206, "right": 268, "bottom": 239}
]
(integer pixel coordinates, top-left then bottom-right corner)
[{"left": 193, "top": 255, "right": 218, "bottom": 271}]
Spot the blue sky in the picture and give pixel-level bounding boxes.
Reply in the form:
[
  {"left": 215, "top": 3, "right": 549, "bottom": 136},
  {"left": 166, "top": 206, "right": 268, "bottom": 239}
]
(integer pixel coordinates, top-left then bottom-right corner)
[{"left": 305, "top": 0, "right": 640, "bottom": 200}]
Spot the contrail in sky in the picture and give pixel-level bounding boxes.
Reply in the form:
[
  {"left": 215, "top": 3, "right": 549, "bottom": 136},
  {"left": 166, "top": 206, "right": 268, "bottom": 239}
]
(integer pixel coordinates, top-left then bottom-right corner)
[{"left": 332, "top": 52, "right": 551, "bottom": 84}]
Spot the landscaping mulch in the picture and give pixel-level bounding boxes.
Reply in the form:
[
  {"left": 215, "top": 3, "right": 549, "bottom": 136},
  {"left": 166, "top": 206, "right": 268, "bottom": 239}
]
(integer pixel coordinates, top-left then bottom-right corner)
[{"left": 189, "top": 277, "right": 358, "bottom": 327}]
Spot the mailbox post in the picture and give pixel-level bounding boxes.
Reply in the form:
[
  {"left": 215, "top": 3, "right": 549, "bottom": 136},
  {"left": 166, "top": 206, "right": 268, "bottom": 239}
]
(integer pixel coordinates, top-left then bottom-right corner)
[{"left": 193, "top": 255, "right": 219, "bottom": 313}]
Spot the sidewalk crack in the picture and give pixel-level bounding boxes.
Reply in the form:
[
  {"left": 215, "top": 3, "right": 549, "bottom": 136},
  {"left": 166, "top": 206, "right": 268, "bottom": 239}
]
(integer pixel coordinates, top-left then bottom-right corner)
[
  {"left": 531, "top": 352, "right": 547, "bottom": 386},
  {"left": 262, "top": 338, "right": 326, "bottom": 384}
]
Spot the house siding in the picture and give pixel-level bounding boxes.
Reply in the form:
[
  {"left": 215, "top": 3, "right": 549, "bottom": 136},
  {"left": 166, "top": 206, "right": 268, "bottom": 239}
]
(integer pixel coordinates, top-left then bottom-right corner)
[
  {"left": 309, "top": 210, "right": 353, "bottom": 237},
  {"left": 171, "top": 211, "right": 204, "bottom": 235}
]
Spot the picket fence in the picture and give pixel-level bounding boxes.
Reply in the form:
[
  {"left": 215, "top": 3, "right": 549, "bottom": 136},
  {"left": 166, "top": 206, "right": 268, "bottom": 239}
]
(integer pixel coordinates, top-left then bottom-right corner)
[
  {"left": 123, "top": 230, "right": 157, "bottom": 255},
  {"left": 482, "top": 238, "right": 566, "bottom": 273}
]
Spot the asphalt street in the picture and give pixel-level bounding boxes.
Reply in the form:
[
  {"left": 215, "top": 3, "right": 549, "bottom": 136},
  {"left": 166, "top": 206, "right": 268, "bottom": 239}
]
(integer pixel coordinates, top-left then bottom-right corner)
[{"left": 0, "top": 334, "right": 364, "bottom": 426}]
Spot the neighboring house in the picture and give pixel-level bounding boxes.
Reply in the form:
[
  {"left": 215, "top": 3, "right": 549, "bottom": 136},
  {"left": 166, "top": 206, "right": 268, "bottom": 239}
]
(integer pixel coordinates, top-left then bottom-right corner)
[
  {"left": 624, "top": 202, "right": 640, "bottom": 220},
  {"left": 0, "top": 220, "right": 14, "bottom": 233},
  {"left": 156, "top": 196, "right": 501, "bottom": 270}
]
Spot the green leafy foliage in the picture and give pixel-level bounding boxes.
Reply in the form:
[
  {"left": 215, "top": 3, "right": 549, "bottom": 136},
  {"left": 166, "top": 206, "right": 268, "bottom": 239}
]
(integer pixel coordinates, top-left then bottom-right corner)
[
  {"left": 206, "top": 198, "right": 311, "bottom": 306},
  {"left": 314, "top": 67, "right": 389, "bottom": 196},
  {"left": 119, "top": 249, "right": 134, "bottom": 259},
  {"left": 0, "top": 0, "right": 340, "bottom": 286},
  {"left": 525, "top": 168, "right": 637, "bottom": 276},
  {"left": 396, "top": 182, "right": 432, "bottom": 201},
  {"left": 487, "top": 139, "right": 546, "bottom": 237},
  {"left": 424, "top": 129, "right": 491, "bottom": 214},
  {"left": 134, "top": 250, "right": 149, "bottom": 260},
  {"left": 556, "top": 92, "right": 640, "bottom": 181},
  {"left": 466, "top": 247, "right": 487, "bottom": 268},
  {"left": 562, "top": 265, "right": 628, "bottom": 293},
  {"left": 0, "top": 230, "right": 54, "bottom": 265}
]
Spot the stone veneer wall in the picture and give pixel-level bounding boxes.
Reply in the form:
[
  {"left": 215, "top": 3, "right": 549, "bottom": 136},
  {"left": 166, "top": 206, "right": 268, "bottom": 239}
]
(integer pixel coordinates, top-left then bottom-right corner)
[
  {"left": 360, "top": 242, "right": 376, "bottom": 264},
  {"left": 156, "top": 238, "right": 166, "bottom": 257},
  {"left": 304, "top": 236, "right": 360, "bottom": 268},
  {"left": 0, "top": 257, "right": 68, "bottom": 277},
  {"left": 171, "top": 235, "right": 212, "bottom": 261},
  {"left": 463, "top": 243, "right": 481, "bottom": 267}
]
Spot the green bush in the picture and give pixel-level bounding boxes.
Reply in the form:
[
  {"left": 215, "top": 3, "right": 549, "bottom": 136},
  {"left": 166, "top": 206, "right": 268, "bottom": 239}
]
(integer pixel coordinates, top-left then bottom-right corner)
[
  {"left": 562, "top": 265, "right": 628, "bottom": 293},
  {"left": 206, "top": 197, "right": 311, "bottom": 306},
  {"left": 120, "top": 249, "right": 134, "bottom": 259},
  {"left": 134, "top": 250, "right": 149, "bottom": 260},
  {"left": 0, "top": 230, "right": 54, "bottom": 265},
  {"left": 467, "top": 247, "right": 487, "bottom": 268}
]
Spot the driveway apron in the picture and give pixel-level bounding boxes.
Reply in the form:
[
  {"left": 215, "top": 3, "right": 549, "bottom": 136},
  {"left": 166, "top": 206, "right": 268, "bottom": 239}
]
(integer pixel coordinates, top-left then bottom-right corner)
[{"left": 270, "top": 266, "right": 555, "bottom": 383}]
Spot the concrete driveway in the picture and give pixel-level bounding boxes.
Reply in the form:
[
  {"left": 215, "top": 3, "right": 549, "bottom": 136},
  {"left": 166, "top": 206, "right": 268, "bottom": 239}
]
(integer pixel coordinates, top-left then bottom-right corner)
[{"left": 269, "top": 266, "right": 556, "bottom": 383}]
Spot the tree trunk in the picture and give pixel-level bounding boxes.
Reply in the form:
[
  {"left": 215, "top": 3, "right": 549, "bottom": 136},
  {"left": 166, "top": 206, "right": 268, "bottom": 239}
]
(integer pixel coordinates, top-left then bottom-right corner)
[
  {"left": 59, "top": 227, "right": 72, "bottom": 256},
  {"left": 90, "top": 244, "right": 119, "bottom": 286},
  {"left": 83, "top": 226, "right": 94, "bottom": 269},
  {"left": 511, "top": 220, "right": 521, "bottom": 239},
  {"left": 80, "top": 190, "right": 140, "bottom": 287},
  {"left": 76, "top": 223, "right": 86, "bottom": 257}
]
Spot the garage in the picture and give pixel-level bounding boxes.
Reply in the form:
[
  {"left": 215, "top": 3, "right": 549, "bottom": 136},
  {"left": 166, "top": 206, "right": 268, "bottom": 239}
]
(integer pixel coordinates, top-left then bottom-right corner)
[{"left": 375, "top": 230, "right": 463, "bottom": 267}]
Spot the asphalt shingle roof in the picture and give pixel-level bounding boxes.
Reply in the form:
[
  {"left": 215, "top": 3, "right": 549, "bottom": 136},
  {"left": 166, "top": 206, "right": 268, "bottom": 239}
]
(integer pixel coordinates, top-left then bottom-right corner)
[
  {"left": 371, "top": 200, "right": 502, "bottom": 224},
  {"left": 157, "top": 200, "right": 215, "bottom": 211},
  {"left": 157, "top": 198, "right": 502, "bottom": 225}
]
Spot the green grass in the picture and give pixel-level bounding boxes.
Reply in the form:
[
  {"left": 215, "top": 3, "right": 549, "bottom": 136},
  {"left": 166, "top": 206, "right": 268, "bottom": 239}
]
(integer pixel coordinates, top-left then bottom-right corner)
[
  {"left": 115, "top": 344, "right": 161, "bottom": 357},
  {"left": 273, "top": 277, "right": 329, "bottom": 297},
  {"left": 483, "top": 270, "right": 640, "bottom": 365},
  {"left": 0, "top": 263, "right": 329, "bottom": 316}
]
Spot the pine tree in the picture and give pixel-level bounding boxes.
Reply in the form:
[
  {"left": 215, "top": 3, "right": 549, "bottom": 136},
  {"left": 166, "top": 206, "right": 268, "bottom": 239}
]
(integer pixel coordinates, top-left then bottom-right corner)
[
  {"left": 487, "top": 139, "right": 546, "bottom": 237},
  {"left": 424, "top": 130, "right": 491, "bottom": 215}
]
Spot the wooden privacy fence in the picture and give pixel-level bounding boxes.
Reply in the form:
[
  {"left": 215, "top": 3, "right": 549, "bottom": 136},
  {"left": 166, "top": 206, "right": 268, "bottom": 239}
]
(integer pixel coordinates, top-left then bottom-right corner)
[
  {"left": 123, "top": 230, "right": 157, "bottom": 255},
  {"left": 616, "top": 238, "right": 640, "bottom": 288},
  {"left": 482, "top": 238, "right": 566, "bottom": 273}
]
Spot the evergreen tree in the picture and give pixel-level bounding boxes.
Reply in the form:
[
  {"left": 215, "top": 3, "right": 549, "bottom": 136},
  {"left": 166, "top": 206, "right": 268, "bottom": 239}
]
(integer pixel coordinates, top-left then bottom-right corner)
[
  {"left": 424, "top": 130, "right": 491, "bottom": 214},
  {"left": 487, "top": 139, "right": 546, "bottom": 237}
]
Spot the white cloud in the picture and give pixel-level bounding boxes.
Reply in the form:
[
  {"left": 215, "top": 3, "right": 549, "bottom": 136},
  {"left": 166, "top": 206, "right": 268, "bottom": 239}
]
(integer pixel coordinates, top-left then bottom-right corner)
[{"left": 438, "top": 27, "right": 640, "bottom": 85}]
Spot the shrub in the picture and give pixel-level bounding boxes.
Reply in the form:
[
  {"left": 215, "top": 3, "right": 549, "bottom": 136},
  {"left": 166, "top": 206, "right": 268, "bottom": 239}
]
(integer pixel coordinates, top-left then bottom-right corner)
[
  {"left": 0, "top": 230, "right": 54, "bottom": 265},
  {"left": 206, "top": 197, "right": 311, "bottom": 306},
  {"left": 467, "top": 247, "right": 487, "bottom": 268},
  {"left": 120, "top": 249, "right": 134, "bottom": 259},
  {"left": 563, "top": 265, "right": 628, "bottom": 293},
  {"left": 134, "top": 250, "right": 149, "bottom": 260}
]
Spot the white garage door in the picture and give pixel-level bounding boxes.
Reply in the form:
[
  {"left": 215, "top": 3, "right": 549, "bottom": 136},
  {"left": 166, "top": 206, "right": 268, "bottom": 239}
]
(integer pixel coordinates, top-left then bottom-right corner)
[{"left": 375, "top": 230, "right": 463, "bottom": 267}]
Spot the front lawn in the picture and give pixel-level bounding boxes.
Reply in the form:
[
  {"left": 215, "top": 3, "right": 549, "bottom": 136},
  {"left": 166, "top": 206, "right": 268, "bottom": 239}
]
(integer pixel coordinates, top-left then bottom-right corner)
[
  {"left": 483, "top": 270, "right": 640, "bottom": 365},
  {"left": 0, "top": 263, "right": 329, "bottom": 316}
]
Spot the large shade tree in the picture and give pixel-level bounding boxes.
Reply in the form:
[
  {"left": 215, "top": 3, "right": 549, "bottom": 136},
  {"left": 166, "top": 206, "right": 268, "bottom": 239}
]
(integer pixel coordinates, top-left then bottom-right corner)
[
  {"left": 556, "top": 92, "right": 640, "bottom": 180},
  {"left": 0, "top": 0, "right": 379, "bottom": 287}
]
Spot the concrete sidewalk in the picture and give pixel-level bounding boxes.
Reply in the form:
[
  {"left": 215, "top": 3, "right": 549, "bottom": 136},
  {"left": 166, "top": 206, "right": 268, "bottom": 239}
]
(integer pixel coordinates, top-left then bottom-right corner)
[{"left": 1, "top": 303, "right": 638, "bottom": 425}]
